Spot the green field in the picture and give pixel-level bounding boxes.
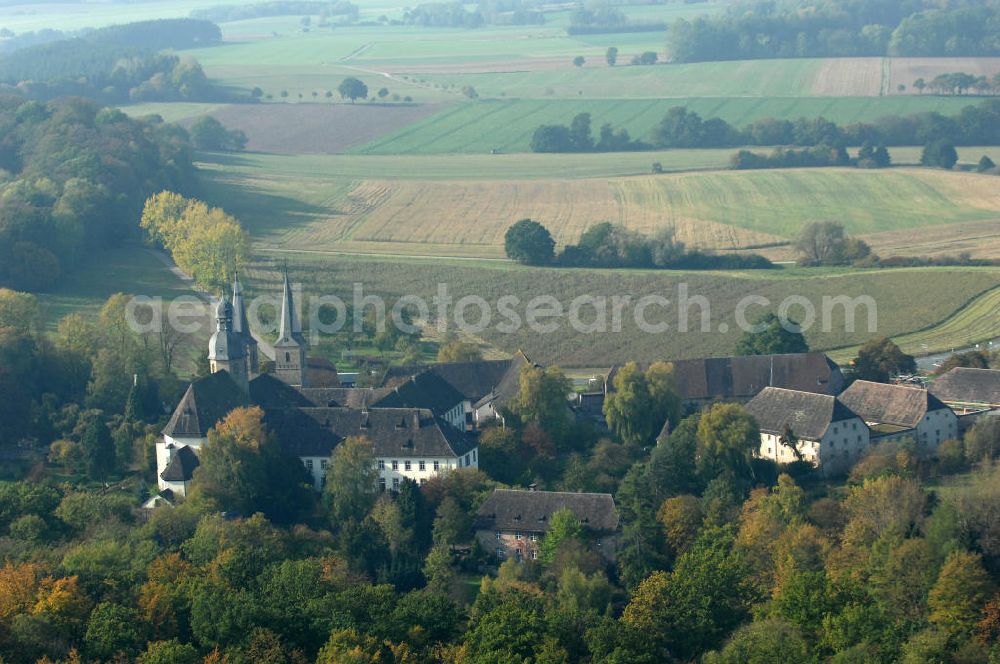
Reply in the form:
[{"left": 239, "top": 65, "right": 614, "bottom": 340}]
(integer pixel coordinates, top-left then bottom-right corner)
[
  {"left": 242, "top": 256, "right": 1000, "bottom": 367},
  {"left": 195, "top": 146, "right": 999, "bottom": 181},
  {"left": 415, "top": 59, "right": 830, "bottom": 100},
  {"left": 354, "top": 96, "right": 980, "bottom": 154},
  {"left": 35, "top": 245, "right": 207, "bottom": 327},
  {"left": 194, "top": 151, "right": 1000, "bottom": 259}
]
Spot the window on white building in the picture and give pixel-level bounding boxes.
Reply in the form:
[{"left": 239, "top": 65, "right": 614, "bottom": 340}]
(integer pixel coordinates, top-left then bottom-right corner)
[
  {"left": 419, "top": 460, "right": 425, "bottom": 471},
  {"left": 321, "top": 459, "right": 328, "bottom": 470},
  {"left": 392, "top": 478, "right": 400, "bottom": 490},
  {"left": 531, "top": 550, "right": 538, "bottom": 560},
  {"left": 529, "top": 533, "right": 538, "bottom": 542},
  {"left": 465, "top": 453, "right": 470, "bottom": 466},
  {"left": 472, "top": 450, "right": 477, "bottom": 462},
  {"left": 392, "top": 460, "right": 399, "bottom": 470},
  {"left": 379, "top": 478, "right": 386, "bottom": 491},
  {"left": 404, "top": 460, "right": 411, "bottom": 471},
  {"left": 378, "top": 460, "right": 385, "bottom": 469},
  {"left": 495, "top": 531, "right": 502, "bottom": 540},
  {"left": 305, "top": 459, "right": 314, "bottom": 471},
  {"left": 515, "top": 531, "right": 522, "bottom": 540},
  {"left": 433, "top": 461, "right": 440, "bottom": 471},
  {"left": 496, "top": 548, "right": 504, "bottom": 560}
]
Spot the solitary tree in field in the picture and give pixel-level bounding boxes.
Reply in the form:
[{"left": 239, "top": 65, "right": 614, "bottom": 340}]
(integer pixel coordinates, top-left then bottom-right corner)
[
  {"left": 377, "top": 87, "right": 389, "bottom": 99},
  {"left": 573, "top": 55, "right": 585, "bottom": 67},
  {"left": 312, "top": 91, "right": 318, "bottom": 100},
  {"left": 325, "top": 90, "right": 333, "bottom": 100},
  {"left": 338, "top": 77, "right": 368, "bottom": 103},
  {"left": 504, "top": 219, "right": 555, "bottom": 265},
  {"left": 913, "top": 78, "right": 925, "bottom": 94},
  {"left": 280, "top": 90, "right": 289, "bottom": 99},
  {"left": 606, "top": 46, "right": 618, "bottom": 66}
]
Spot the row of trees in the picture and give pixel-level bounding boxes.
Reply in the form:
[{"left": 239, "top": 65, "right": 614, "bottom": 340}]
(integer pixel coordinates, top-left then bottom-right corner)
[
  {"left": 0, "top": 97, "right": 197, "bottom": 292},
  {"left": 531, "top": 100, "right": 1000, "bottom": 154},
  {"left": 503, "top": 219, "right": 773, "bottom": 269},
  {"left": 667, "top": 0, "right": 1000, "bottom": 62},
  {"left": 653, "top": 101, "right": 1000, "bottom": 149},
  {"left": 731, "top": 143, "right": 891, "bottom": 170},
  {"left": 140, "top": 192, "right": 251, "bottom": 293},
  {"left": 530, "top": 112, "right": 640, "bottom": 153},
  {"left": 914, "top": 72, "right": 1000, "bottom": 96}
]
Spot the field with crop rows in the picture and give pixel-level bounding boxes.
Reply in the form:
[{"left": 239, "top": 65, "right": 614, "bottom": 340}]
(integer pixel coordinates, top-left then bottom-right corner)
[
  {"left": 198, "top": 153, "right": 1000, "bottom": 258},
  {"left": 412, "top": 58, "right": 880, "bottom": 100},
  {"left": 354, "top": 96, "right": 979, "bottom": 154},
  {"left": 242, "top": 256, "right": 1000, "bottom": 366}
]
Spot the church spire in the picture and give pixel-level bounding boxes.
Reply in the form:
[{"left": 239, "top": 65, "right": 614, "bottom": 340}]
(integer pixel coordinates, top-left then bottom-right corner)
[
  {"left": 232, "top": 272, "right": 259, "bottom": 374},
  {"left": 277, "top": 268, "right": 305, "bottom": 346},
  {"left": 273, "top": 267, "right": 309, "bottom": 387}
]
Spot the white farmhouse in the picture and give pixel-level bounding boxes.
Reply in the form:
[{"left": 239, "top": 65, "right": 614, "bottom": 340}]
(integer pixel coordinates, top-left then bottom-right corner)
[
  {"left": 838, "top": 380, "right": 958, "bottom": 453},
  {"left": 745, "top": 386, "right": 870, "bottom": 475}
]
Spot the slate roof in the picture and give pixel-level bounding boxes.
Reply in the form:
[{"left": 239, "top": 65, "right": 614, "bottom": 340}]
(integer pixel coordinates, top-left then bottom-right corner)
[
  {"left": 838, "top": 380, "right": 950, "bottom": 428},
  {"left": 307, "top": 357, "right": 341, "bottom": 388},
  {"left": 264, "top": 407, "right": 477, "bottom": 459},
  {"left": 607, "top": 353, "right": 843, "bottom": 402},
  {"left": 249, "top": 374, "right": 389, "bottom": 409},
  {"left": 475, "top": 489, "right": 619, "bottom": 534},
  {"left": 473, "top": 351, "right": 535, "bottom": 409},
  {"left": 160, "top": 445, "right": 200, "bottom": 482},
  {"left": 745, "top": 387, "right": 861, "bottom": 440},
  {"left": 162, "top": 371, "right": 249, "bottom": 438},
  {"left": 930, "top": 368, "right": 1000, "bottom": 407},
  {"left": 373, "top": 370, "right": 467, "bottom": 416},
  {"left": 376, "top": 353, "right": 535, "bottom": 414}
]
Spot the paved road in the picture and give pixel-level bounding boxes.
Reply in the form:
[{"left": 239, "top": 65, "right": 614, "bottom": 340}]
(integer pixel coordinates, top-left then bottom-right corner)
[{"left": 916, "top": 339, "right": 999, "bottom": 371}]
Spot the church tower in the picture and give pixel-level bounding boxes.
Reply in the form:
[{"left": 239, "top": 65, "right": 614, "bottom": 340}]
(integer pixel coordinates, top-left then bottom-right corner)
[
  {"left": 231, "top": 273, "right": 259, "bottom": 375},
  {"left": 208, "top": 295, "right": 249, "bottom": 393},
  {"left": 273, "top": 270, "right": 309, "bottom": 387}
]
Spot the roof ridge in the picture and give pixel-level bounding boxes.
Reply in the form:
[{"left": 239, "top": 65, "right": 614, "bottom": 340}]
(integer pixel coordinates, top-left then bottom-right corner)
[{"left": 495, "top": 488, "right": 613, "bottom": 498}]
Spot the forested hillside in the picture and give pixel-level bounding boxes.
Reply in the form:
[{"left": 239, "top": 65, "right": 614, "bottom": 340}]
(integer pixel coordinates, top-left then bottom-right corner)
[
  {"left": 668, "top": 0, "right": 1000, "bottom": 62},
  {"left": 0, "top": 19, "right": 222, "bottom": 102},
  {"left": 0, "top": 96, "right": 197, "bottom": 291}
]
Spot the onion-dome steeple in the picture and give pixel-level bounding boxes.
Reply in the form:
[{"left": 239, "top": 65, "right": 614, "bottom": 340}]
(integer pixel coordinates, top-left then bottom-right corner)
[{"left": 208, "top": 294, "right": 249, "bottom": 392}]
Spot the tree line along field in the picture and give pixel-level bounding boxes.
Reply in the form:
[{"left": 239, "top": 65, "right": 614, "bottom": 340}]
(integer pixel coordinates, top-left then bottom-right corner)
[
  {"left": 353, "top": 96, "right": 979, "bottom": 154},
  {"left": 242, "top": 256, "right": 1000, "bottom": 367}
]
